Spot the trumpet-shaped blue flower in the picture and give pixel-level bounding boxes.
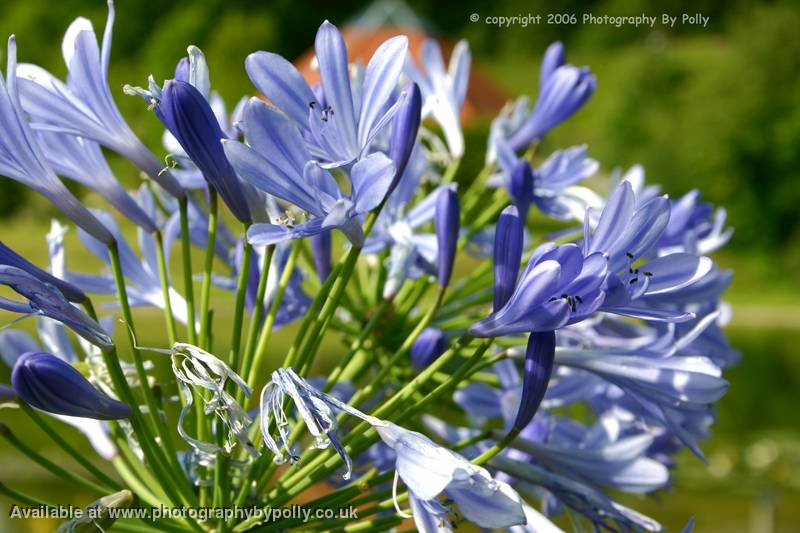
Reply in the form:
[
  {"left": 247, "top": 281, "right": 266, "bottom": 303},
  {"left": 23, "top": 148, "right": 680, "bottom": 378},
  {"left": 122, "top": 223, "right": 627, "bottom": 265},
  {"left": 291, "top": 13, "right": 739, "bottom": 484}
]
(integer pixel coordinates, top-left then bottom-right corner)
[
  {"left": 0, "top": 37, "right": 114, "bottom": 245},
  {"left": 505, "top": 48, "right": 595, "bottom": 151},
  {"left": 224, "top": 98, "right": 396, "bottom": 247},
  {"left": 490, "top": 144, "right": 601, "bottom": 221},
  {"left": 471, "top": 242, "right": 607, "bottom": 337},
  {"left": 245, "top": 21, "right": 407, "bottom": 168},
  {"left": 15, "top": 2, "right": 184, "bottom": 198},
  {"left": 405, "top": 39, "right": 470, "bottom": 158},
  {"left": 36, "top": 130, "right": 157, "bottom": 232},
  {"left": 364, "top": 145, "right": 445, "bottom": 298},
  {"left": 375, "top": 422, "right": 526, "bottom": 530},
  {"left": 584, "top": 181, "right": 714, "bottom": 322},
  {"left": 11, "top": 351, "right": 131, "bottom": 420}
]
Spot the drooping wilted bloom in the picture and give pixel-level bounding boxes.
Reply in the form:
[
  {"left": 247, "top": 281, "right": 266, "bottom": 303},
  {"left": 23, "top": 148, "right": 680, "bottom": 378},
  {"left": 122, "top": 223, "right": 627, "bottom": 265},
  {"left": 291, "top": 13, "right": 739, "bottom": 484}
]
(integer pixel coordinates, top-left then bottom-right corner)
[
  {"left": 245, "top": 21, "right": 407, "bottom": 168},
  {"left": 0, "top": 265, "right": 112, "bottom": 349},
  {"left": 224, "top": 98, "right": 396, "bottom": 247},
  {"left": 11, "top": 352, "right": 131, "bottom": 420},
  {"left": 493, "top": 206, "right": 524, "bottom": 311},
  {"left": 0, "top": 242, "right": 86, "bottom": 303},
  {"left": 15, "top": 2, "right": 183, "bottom": 198},
  {"left": 168, "top": 343, "right": 257, "bottom": 457},
  {"left": 405, "top": 39, "right": 471, "bottom": 158},
  {"left": 387, "top": 83, "right": 422, "bottom": 195},
  {"left": 471, "top": 242, "right": 607, "bottom": 337},
  {"left": 435, "top": 187, "right": 460, "bottom": 288},
  {"left": 410, "top": 328, "right": 448, "bottom": 369},
  {"left": 0, "top": 37, "right": 114, "bottom": 245},
  {"left": 154, "top": 80, "right": 251, "bottom": 223}
]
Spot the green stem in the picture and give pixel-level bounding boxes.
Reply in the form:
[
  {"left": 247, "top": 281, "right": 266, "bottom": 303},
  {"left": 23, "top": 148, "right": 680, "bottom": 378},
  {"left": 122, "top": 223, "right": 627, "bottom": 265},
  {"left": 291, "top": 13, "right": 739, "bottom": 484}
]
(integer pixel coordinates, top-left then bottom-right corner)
[
  {"left": 0, "top": 482, "right": 56, "bottom": 508},
  {"left": 440, "top": 156, "right": 462, "bottom": 184},
  {"left": 240, "top": 245, "right": 275, "bottom": 382},
  {"left": 107, "top": 243, "right": 196, "bottom": 506},
  {"left": 229, "top": 225, "right": 253, "bottom": 372},
  {"left": 0, "top": 424, "right": 111, "bottom": 495},
  {"left": 178, "top": 197, "right": 197, "bottom": 345},
  {"left": 323, "top": 298, "right": 391, "bottom": 391},
  {"left": 19, "top": 402, "right": 121, "bottom": 490},
  {"left": 472, "top": 427, "right": 521, "bottom": 466},
  {"left": 291, "top": 244, "right": 363, "bottom": 375},
  {"left": 347, "top": 288, "right": 445, "bottom": 408},
  {"left": 153, "top": 230, "right": 178, "bottom": 345},
  {"left": 198, "top": 188, "right": 219, "bottom": 350},
  {"left": 246, "top": 242, "right": 302, "bottom": 390}
]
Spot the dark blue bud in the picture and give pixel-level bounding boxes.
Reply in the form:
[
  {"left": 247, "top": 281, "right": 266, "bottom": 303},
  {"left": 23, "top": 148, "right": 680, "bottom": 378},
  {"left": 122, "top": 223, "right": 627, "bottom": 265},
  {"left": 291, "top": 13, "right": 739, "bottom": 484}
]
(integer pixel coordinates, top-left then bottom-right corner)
[
  {"left": 540, "top": 41, "right": 565, "bottom": 87},
  {"left": 310, "top": 230, "right": 333, "bottom": 281},
  {"left": 435, "top": 187, "right": 460, "bottom": 288},
  {"left": 513, "top": 330, "right": 556, "bottom": 430},
  {"left": 509, "top": 160, "right": 534, "bottom": 221},
  {"left": 174, "top": 57, "right": 190, "bottom": 83},
  {"left": 388, "top": 83, "right": 422, "bottom": 198},
  {"left": 493, "top": 206, "right": 524, "bottom": 311},
  {"left": 0, "top": 242, "right": 86, "bottom": 303},
  {"left": 11, "top": 352, "right": 132, "bottom": 420},
  {"left": 410, "top": 328, "right": 448, "bottom": 369},
  {"left": 157, "top": 80, "right": 251, "bottom": 223}
]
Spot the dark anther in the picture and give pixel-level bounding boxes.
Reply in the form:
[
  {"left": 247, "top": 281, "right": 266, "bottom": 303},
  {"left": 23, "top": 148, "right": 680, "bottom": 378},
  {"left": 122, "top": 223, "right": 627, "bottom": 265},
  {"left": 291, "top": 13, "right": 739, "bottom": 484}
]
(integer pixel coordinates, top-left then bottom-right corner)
[
  {"left": 626, "top": 252, "right": 634, "bottom": 258},
  {"left": 575, "top": 295, "right": 583, "bottom": 303},
  {"left": 309, "top": 101, "right": 316, "bottom": 108},
  {"left": 644, "top": 271, "right": 653, "bottom": 277},
  {"left": 629, "top": 278, "right": 639, "bottom": 284}
]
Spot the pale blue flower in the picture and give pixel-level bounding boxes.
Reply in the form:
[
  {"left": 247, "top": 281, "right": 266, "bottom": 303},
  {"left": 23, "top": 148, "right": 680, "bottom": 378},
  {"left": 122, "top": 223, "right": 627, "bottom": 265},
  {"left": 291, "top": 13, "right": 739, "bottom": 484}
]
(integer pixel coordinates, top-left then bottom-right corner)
[
  {"left": 15, "top": 1, "right": 184, "bottom": 198},
  {"left": 405, "top": 39, "right": 471, "bottom": 158},
  {"left": 224, "top": 98, "right": 396, "bottom": 247},
  {"left": 245, "top": 21, "right": 407, "bottom": 168},
  {"left": 0, "top": 37, "right": 113, "bottom": 245}
]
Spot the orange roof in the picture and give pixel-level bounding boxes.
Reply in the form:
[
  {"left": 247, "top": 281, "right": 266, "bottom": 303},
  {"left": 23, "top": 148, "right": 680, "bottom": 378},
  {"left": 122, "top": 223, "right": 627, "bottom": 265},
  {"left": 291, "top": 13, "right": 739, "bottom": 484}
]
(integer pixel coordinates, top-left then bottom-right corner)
[{"left": 293, "top": 26, "right": 508, "bottom": 123}]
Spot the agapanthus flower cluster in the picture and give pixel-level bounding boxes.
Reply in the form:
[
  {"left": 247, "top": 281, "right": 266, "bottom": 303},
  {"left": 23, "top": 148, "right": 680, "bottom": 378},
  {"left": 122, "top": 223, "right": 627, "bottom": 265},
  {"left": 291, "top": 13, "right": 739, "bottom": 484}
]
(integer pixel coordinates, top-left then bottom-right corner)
[{"left": 0, "top": 3, "right": 734, "bottom": 532}]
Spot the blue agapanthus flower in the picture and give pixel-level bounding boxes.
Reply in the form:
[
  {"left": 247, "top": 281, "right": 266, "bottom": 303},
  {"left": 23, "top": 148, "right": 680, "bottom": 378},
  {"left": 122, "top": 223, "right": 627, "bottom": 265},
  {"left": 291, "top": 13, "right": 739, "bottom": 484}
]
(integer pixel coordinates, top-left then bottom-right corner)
[
  {"left": 224, "top": 98, "right": 396, "bottom": 247},
  {"left": 15, "top": 1, "right": 184, "bottom": 198},
  {"left": 245, "top": 21, "right": 407, "bottom": 168}
]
